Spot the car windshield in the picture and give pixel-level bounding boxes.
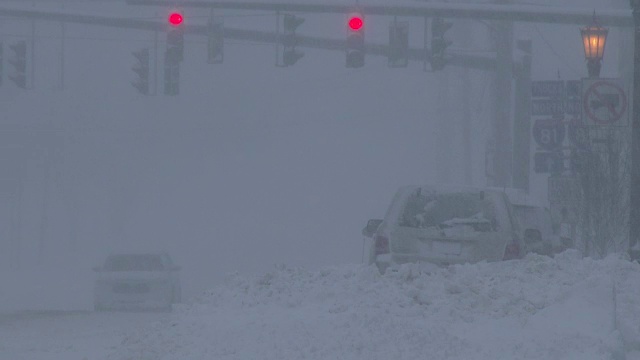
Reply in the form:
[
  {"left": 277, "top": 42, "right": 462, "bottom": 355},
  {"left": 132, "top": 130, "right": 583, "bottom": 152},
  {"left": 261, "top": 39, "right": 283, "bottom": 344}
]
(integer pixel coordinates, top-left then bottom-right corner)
[
  {"left": 103, "top": 254, "right": 164, "bottom": 271},
  {"left": 399, "top": 190, "right": 497, "bottom": 230}
]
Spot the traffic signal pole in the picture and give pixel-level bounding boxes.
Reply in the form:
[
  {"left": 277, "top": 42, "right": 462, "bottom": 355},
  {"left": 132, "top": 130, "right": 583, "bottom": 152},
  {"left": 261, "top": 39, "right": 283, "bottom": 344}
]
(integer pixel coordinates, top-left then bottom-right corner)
[
  {"left": 30, "top": 19, "right": 35, "bottom": 89},
  {"left": 488, "top": 0, "right": 514, "bottom": 188},
  {"left": 629, "top": 0, "right": 640, "bottom": 261},
  {"left": 513, "top": 39, "right": 533, "bottom": 193},
  {"left": 60, "top": 21, "right": 65, "bottom": 91}
]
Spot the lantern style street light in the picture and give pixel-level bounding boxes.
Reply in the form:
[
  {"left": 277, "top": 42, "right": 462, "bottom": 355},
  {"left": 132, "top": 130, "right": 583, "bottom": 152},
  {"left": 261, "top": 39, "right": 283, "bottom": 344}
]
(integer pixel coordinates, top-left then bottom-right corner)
[{"left": 581, "top": 12, "right": 609, "bottom": 78}]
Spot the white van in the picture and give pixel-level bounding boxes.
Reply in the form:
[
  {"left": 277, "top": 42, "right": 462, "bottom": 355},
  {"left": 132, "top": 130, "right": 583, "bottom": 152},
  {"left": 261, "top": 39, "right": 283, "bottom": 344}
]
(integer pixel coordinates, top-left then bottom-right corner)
[{"left": 366, "top": 185, "right": 524, "bottom": 272}]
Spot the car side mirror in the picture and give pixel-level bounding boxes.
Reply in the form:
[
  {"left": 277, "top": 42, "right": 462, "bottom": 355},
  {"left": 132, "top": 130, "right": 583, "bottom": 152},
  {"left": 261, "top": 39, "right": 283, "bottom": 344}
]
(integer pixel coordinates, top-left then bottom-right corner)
[{"left": 362, "top": 219, "right": 383, "bottom": 238}]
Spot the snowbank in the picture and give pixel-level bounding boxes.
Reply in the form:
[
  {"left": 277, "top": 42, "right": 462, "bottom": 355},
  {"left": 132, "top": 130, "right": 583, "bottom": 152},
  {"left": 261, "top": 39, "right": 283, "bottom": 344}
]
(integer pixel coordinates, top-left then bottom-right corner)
[{"left": 109, "top": 251, "right": 640, "bottom": 360}]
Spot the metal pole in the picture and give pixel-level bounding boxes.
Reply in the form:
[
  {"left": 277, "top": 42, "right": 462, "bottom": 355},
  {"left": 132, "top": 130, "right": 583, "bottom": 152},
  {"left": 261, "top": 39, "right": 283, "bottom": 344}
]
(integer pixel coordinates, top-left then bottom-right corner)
[
  {"left": 30, "top": 19, "right": 35, "bottom": 89},
  {"left": 490, "top": 0, "right": 514, "bottom": 188},
  {"left": 275, "top": 11, "right": 280, "bottom": 66},
  {"left": 513, "top": 39, "right": 532, "bottom": 193},
  {"left": 629, "top": 0, "right": 640, "bottom": 261},
  {"left": 154, "top": 30, "right": 158, "bottom": 96},
  {"left": 60, "top": 21, "right": 65, "bottom": 90},
  {"left": 423, "top": 17, "right": 428, "bottom": 72},
  {"left": 37, "top": 148, "right": 50, "bottom": 266}
]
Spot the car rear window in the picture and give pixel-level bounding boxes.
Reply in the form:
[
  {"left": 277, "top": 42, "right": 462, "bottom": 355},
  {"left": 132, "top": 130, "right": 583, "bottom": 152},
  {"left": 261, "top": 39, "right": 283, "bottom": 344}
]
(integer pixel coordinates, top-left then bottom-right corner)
[
  {"left": 399, "top": 190, "right": 497, "bottom": 230},
  {"left": 103, "top": 254, "right": 165, "bottom": 271}
]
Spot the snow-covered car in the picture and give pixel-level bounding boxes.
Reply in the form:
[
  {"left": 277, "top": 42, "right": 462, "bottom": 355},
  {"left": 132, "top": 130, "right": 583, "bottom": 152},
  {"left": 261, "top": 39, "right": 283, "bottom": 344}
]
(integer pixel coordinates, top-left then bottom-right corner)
[
  {"left": 93, "top": 253, "right": 181, "bottom": 311},
  {"left": 511, "top": 204, "right": 563, "bottom": 256},
  {"left": 367, "top": 185, "right": 524, "bottom": 272}
]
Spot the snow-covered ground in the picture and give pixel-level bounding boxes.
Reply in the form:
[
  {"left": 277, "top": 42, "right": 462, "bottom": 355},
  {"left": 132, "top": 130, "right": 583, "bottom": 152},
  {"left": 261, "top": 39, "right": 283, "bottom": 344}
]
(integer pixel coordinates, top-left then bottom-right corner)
[
  {"left": 0, "top": 311, "right": 170, "bottom": 360},
  {"left": 3, "top": 252, "right": 640, "bottom": 360},
  {"left": 97, "top": 251, "right": 640, "bottom": 360}
]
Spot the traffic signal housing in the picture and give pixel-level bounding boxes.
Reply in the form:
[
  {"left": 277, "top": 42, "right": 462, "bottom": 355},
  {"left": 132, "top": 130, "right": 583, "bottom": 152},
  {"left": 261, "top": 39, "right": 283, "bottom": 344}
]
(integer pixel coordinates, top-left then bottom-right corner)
[
  {"left": 388, "top": 21, "right": 409, "bottom": 68},
  {"left": 164, "top": 48, "right": 180, "bottom": 96},
  {"left": 281, "top": 14, "right": 304, "bottom": 66},
  {"left": 166, "top": 18, "right": 184, "bottom": 63},
  {"left": 207, "top": 18, "right": 224, "bottom": 64},
  {"left": 346, "top": 13, "right": 365, "bottom": 68},
  {"left": 430, "top": 18, "right": 453, "bottom": 71},
  {"left": 8, "top": 40, "right": 27, "bottom": 89},
  {"left": 131, "top": 48, "right": 150, "bottom": 95}
]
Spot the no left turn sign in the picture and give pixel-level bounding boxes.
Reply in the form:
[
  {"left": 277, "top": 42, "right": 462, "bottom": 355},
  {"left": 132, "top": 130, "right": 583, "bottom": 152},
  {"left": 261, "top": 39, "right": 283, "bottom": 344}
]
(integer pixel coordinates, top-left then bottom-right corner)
[{"left": 582, "top": 78, "right": 628, "bottom": 126}]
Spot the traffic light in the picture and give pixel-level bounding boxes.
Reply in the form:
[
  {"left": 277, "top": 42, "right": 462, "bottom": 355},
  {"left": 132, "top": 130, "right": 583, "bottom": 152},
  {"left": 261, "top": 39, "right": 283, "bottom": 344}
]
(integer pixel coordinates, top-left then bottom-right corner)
[
  {"left": 346, "top": 13, "right": 365, "bottom": 68},
  {"left": 430, "top": 18, "right": 453, "bottom": 71},
  {"left": 281, "top": 14, "right": 304, "bottom": 66},
  {"left": 388, "top": 21, "right": 409, "bottom": 68},
  {"left": 167, "top": 28, "right": 184, "bottom": 63},
  {"left": 8, "top": 40, "right": 27, "bottom": 89},
  {"left": 131, "top": 48, "right": 150, "bottom": 95},
  {"left": 164, "top": 48, "right": 180, "bottom": 96},
  {"left": 207, "top": 18, "right": 224, "bottom": 64},
  {"left": 168, "top": 11, "right": 183, "bottom": 27},
  {"left": 167, "top": 11, "right": 184, "bottom": 63}
]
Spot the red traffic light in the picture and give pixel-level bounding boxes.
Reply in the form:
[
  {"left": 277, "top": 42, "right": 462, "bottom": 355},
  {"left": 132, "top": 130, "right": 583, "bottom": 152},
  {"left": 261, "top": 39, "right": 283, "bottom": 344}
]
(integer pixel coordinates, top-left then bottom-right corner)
[
  {"left": 168, "top": 12, "right": 183, "bottom": 26},
  {"left": 348, "top": 16, "right": 363, "bottom": 31}
]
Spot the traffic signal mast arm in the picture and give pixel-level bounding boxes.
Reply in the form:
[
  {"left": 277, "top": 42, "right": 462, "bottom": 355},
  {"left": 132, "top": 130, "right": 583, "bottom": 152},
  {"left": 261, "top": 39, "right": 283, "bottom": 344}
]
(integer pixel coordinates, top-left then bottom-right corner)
[
  {"left": 0, "top": 6, "right": 494, "bottom": 71},
  {"left": 124, "top": 0, "right": 633, "bottom": 27}
]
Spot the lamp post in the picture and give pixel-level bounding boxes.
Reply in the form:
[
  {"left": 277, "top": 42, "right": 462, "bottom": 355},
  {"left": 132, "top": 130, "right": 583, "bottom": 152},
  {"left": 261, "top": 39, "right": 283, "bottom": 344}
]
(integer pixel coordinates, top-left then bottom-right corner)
[
  {"left": 581, "top": 13, "right": 608, "bottom": 78},
  {"left": 630, "top": 0, "right": 640, "bottom": 262}
]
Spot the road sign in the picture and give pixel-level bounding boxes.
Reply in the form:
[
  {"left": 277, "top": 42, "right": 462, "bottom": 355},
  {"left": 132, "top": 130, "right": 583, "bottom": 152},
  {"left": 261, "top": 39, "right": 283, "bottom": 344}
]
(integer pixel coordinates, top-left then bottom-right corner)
[
  {"left": 533, "top": 118, "right": 565, "bottom": 150},
  {"left": 582, "top": 78, "right": 628, "bottom": 126},
  {"left": 532, "top": 99, "right": 564, "bottom": 116},
  {"left": 532, "top": 80, "right": 564, "bottom": 98},
  {"left": 534, "top": 151, "right": 563, "bottom": 174},
  {"left": 564, "top": 99, "right": 581, "bottom": 116},
  {"left": 565, "top": 80, "right": 581, "bottom": 99},
  {"left": 567, "top": 122, "right": 590, "bottom": 150},
  {"left": 548, "top": 175, "right": 579, "bottom": 203}
]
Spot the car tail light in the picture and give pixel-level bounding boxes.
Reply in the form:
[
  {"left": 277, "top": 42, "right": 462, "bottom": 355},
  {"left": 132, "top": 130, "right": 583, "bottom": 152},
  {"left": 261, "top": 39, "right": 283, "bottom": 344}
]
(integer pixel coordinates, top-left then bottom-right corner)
[
  {"left": 374, "top": 235, "right": 389, "bottom": 256},
  {"left": 503, "top": 243, "right": 521, "bottom": 260}
]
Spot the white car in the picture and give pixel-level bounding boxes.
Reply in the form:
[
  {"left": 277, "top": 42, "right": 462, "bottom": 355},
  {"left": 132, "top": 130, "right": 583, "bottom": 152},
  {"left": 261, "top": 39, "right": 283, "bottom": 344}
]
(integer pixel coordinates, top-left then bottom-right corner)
[
  {"left": 366, "top": 185, "right": 524, "bottom": 272},
  {"left": 511, "top": 204, "right": 563, "bottom": 256},
  {"left": 93, "top": 253, "right": 181, "bottom": 311}
]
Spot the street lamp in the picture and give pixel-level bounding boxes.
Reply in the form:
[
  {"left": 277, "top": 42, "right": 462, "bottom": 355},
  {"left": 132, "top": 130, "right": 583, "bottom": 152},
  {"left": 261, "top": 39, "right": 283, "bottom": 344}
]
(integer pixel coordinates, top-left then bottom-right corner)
[{"left": 581, "top": 12, "right": 608, "bottom": 78}]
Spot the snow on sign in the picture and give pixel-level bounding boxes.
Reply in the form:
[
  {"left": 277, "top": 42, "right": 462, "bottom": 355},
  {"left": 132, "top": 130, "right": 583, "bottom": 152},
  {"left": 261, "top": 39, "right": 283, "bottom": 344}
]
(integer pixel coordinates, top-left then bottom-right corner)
[{"left": 582, "top": 78, "right": 628, "bottom": 126}]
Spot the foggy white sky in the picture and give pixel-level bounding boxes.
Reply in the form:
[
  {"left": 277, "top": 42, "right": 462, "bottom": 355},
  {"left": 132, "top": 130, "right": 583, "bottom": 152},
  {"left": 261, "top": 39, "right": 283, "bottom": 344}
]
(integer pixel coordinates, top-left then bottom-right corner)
[{"left": 0, "top": 0, "right": 631, "bottom": 306}]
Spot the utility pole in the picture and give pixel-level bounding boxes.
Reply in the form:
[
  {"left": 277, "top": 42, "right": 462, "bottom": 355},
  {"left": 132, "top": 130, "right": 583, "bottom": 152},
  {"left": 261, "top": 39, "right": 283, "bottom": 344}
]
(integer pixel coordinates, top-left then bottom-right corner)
[
  {"left": 435, "top": 69, "right": 452, "bottom": 184},
  {"left": 513, "top": 39, "right": 532, "bottom": 193},
  {"left": 37, "top": 146, "right": 51, "bottom": 267},
  {"left": 60, "top": 21, "right": 65, "bottom": 90},
  {"left": 457, "top": 19, "right": 474, "bottom": 186},
  {"left": 629, "top": 0, "right": 640, "bottom": 261},
  {"left": 488, "top": 0, "right": 514, "bottom": 188},
  {"left": 30, "top": 19, "right": 35, "bottom": 89}
]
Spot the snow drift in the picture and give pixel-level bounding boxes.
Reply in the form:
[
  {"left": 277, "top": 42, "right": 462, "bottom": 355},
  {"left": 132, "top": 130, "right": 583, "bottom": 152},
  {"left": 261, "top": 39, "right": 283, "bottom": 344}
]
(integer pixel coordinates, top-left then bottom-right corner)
[{"left": 109, "top": 251, "right": 640, "bottom": 360}]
